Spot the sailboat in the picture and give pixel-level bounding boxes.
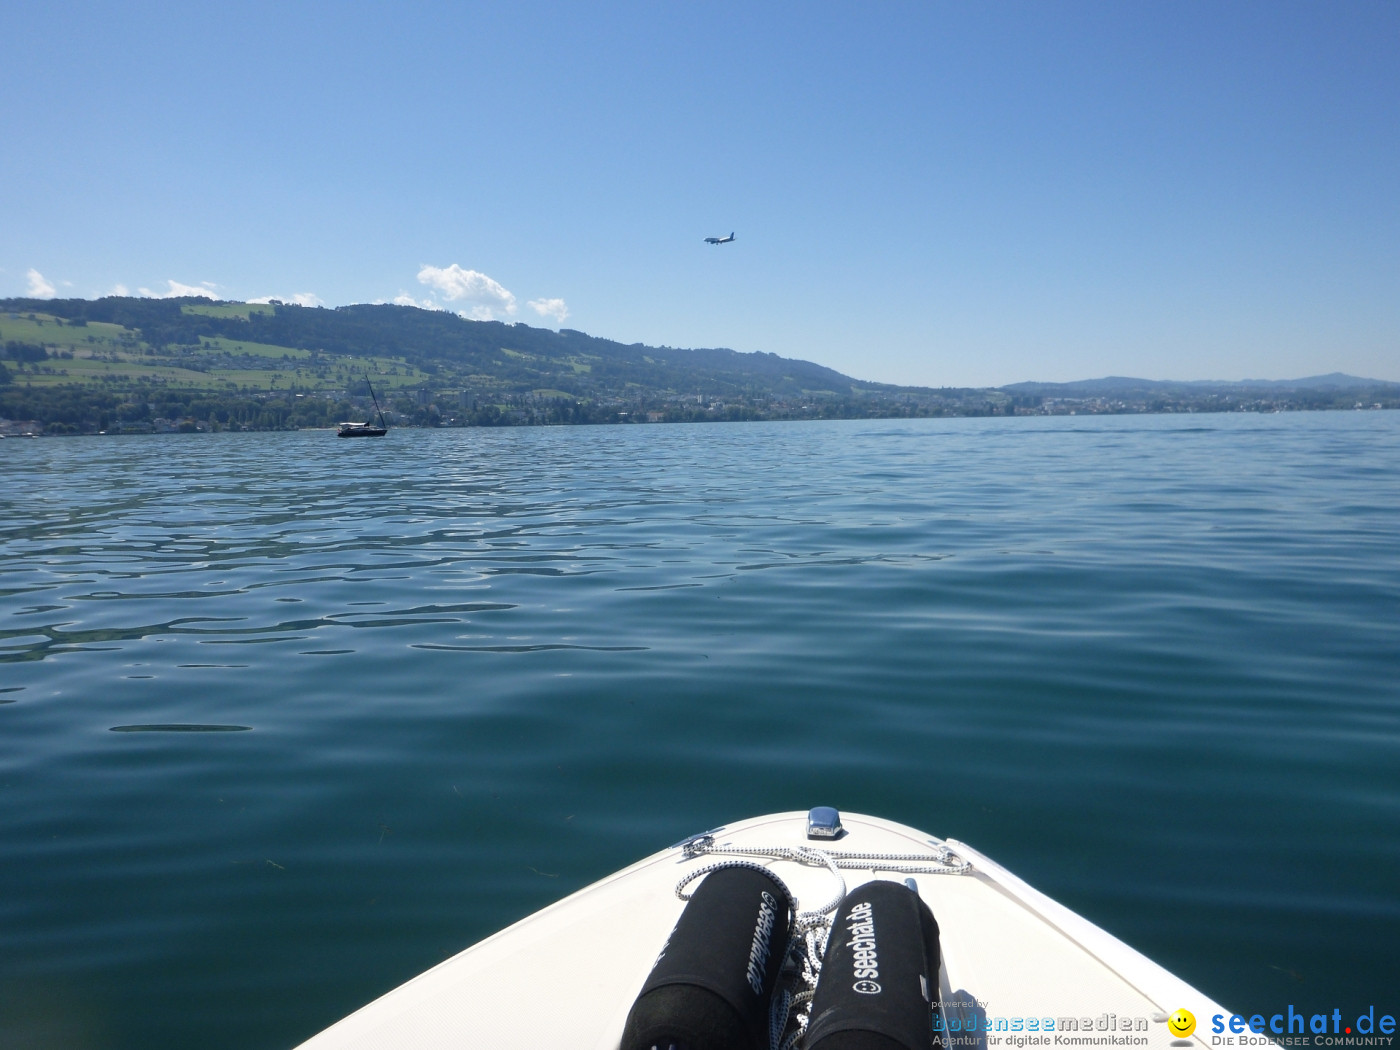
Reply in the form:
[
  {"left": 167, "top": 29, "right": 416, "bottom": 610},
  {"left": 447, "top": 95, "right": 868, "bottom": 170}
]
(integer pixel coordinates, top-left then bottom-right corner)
[{"left": 337, "top": 376, "right": 389, "bottom": 437}]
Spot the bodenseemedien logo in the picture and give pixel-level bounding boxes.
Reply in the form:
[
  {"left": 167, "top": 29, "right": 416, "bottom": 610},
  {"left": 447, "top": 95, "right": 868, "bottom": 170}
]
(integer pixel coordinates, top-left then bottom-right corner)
[{"left": 945, "top": 1010, "right": 1154, "bottom": 1046}]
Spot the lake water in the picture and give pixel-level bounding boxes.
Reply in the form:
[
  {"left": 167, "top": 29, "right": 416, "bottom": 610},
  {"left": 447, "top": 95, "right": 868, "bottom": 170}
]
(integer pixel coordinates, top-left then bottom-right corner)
[{"left": 2, "top": 413, "right": 1397, "bottom": 1049}]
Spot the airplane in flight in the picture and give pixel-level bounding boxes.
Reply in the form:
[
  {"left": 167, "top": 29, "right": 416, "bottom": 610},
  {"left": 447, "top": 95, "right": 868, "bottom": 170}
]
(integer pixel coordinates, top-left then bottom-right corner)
[{"left": 704, "top": 232, "right": 735, "bottom": 244}]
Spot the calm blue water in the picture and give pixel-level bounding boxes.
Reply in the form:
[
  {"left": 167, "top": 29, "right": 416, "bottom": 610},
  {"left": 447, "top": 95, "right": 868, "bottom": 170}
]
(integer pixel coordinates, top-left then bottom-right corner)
[{"left": 2, "top": 413, "right": 1398, "bottom": 1049}]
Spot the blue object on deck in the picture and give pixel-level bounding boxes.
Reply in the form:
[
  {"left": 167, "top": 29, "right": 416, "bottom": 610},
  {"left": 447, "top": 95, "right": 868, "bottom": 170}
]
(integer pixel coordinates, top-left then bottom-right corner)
[{"left": 807, "top": 806, "right": 843, "bottom": 839}]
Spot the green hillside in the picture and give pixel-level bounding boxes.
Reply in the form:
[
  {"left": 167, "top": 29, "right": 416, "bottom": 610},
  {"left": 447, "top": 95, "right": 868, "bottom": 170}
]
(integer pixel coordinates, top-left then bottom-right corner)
[
  {"left": 0, "top": 296, "right": 980, "bottom": 433},
  {"left": 7, "top": 296, "right": 1388, "bottom": 435}
]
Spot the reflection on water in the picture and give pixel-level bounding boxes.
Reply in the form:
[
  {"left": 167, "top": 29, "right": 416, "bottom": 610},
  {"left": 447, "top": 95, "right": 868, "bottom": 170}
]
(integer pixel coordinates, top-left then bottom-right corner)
[
  {"left": 110, "top": 724, "right": 253, "bottom": 733},
  {"left": 1, "top": 414, "right": 1398, "bottom": 1050}
]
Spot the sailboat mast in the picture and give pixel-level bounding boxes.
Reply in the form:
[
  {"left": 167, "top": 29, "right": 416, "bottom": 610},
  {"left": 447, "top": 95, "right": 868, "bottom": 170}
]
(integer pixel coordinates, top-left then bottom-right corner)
[{"left": 366, "top": 376, "right": 388, "bottom": 429}]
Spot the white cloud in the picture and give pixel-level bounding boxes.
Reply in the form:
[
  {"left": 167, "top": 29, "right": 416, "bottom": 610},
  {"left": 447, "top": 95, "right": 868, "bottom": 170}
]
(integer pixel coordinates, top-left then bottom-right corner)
[
  {"left": 527, "top": 298, "right": 570, "bottom": 324},
  {"left": 107, "top": 284, "right": 130, "bottom": 297},
  {"left": 417, "top": 264, "right": 517, "bottom": 320},
  {"left": 390, "top": 293, "right": 443, "bottom": 310},
  {"left": 249, "top": 292, "right": 325, "bottom": 307},
  {"left": 26, "top": 269, "right": 56, "bottom": 298},
  {"left": 137, "top": 280, "right": 219, "bottom": 299}
]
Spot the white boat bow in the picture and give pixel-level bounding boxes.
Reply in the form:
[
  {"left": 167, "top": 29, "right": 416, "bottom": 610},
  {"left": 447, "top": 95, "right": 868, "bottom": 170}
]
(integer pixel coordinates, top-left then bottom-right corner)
[{"left": 293, "top": 810, "right": 1260, "bottom": 1050}]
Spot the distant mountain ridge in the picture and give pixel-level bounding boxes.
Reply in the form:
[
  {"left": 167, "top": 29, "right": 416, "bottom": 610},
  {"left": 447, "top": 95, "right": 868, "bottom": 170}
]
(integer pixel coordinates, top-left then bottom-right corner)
[
  {"left": 2, "top": 295, "right": 1396, "bottom": 433},
  {"left": 0, "top": 295, "right": 905, "bottom": 401},
  {"left": 1003, "top": 373, "right": 1400, "bottom": 396},
  {"left": 7, "top": 295, "right": 1391, "bottom": 395}
]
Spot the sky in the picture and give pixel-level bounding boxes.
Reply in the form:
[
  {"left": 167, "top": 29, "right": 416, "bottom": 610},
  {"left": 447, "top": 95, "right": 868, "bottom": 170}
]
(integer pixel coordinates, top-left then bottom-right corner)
[{"left": 3, "top": 1, "right": 1396, "bottom": 388}]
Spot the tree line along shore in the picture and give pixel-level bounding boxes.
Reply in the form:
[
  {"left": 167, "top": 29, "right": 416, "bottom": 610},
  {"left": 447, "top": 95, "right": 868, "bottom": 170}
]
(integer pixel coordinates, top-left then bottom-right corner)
[{"left": 2, "top": 296, "right": 1395, "bottom": 436}]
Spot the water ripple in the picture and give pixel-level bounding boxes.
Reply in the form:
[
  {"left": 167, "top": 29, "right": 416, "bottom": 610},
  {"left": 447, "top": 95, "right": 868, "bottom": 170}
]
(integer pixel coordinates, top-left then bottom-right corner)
[
  {"left": 110, "top": 724, "right": 252, "bottom": 733},
  {"left": 1, "top": 416, "right": 1398, "bottom": 1050}
]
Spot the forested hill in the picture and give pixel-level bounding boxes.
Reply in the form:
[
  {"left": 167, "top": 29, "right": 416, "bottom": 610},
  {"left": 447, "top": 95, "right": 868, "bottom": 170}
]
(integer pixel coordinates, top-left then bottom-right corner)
[
  {"left": 1, "top": 295, "right": 871, "bottom": 400},
  {"left": 2, "top": 296, "right": 1395, "bottom": 435},
  {"left": 2, "top": 295, "right": 981, "bottom": 433}
]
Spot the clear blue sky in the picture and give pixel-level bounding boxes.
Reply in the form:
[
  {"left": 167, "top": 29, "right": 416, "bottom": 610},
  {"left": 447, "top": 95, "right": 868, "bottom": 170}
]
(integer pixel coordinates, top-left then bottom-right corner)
[{"left": 4, "top": 1, "right": 1396, "bottom": 387}]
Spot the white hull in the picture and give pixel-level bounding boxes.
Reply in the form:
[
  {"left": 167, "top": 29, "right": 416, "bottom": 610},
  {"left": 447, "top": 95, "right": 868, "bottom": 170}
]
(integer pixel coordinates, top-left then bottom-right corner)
[{"left": 294, "top": 811, "right": 1259, "bottom": 1049}]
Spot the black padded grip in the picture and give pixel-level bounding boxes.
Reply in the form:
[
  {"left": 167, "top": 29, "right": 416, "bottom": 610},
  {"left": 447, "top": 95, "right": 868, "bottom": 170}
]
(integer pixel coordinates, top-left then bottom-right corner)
[
  {"left": 621, "top": 865, "right": 793, "bottom": 1050},
  {"left": 805, "top": 880, "right": 942, "bottom": 1050}
]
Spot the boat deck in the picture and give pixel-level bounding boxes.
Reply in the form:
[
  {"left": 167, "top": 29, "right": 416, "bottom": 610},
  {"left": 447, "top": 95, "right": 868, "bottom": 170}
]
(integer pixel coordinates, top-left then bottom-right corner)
[{"left": 293, "top": 811, "right": 1253, "bottom": 1050}]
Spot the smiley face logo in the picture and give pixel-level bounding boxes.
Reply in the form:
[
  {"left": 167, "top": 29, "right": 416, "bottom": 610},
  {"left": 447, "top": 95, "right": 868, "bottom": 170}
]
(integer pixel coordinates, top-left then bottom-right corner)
[{"left": 1168, "top": 1009, "right": 1196, "bottom": 1039}]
